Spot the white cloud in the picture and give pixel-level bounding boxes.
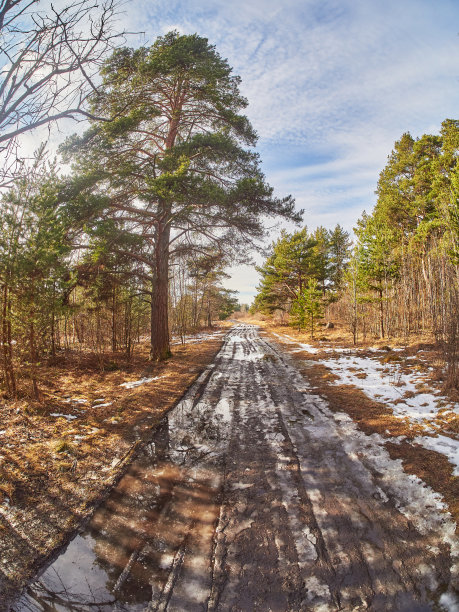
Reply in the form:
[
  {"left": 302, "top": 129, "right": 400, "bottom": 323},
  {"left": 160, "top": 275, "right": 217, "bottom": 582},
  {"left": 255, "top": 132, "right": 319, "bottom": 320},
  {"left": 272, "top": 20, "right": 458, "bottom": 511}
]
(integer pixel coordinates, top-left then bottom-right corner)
[{"left": 8, "top": 0, "right": 459, "bottom": 300}]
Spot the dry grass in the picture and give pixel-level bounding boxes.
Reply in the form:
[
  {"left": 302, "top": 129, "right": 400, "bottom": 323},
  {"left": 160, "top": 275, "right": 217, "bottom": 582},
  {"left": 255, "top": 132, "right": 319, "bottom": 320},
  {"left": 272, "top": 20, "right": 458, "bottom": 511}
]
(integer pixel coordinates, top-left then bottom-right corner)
[
  {"left": 257, "top": 321, "right": 459, "bottom": 533},
  {"left": 0, "top": 330, "right": 226, "bottom": 604}
]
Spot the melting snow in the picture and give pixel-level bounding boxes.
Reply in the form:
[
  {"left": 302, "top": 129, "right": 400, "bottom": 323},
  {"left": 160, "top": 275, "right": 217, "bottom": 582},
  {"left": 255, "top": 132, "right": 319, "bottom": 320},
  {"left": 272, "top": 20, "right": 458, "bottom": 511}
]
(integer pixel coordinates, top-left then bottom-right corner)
[
  {"left": 50, "top": 413, "right": 77, "bottom": 420},
  {"left": 413, "top": 435, "right": 459, "bottom": 476},
  {"left": 120, "top": 376, "right": 163, "bottom": 389},
  {"left": 320, "top": 354, "right": 457, "bottom": 425},
  {"left": 271, "top": 328, "right": 459, "bottom": 503},
  {"left": 171, "top": 330, "right": 225, "bottom": 345}
]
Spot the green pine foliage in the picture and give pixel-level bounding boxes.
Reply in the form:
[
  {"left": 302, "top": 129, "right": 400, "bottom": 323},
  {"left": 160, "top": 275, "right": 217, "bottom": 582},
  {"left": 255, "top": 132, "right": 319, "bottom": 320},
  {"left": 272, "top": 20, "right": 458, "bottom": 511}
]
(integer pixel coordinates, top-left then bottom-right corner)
[
  {"left": 254, "top": 225, "right": 351, "bottom": 315},
  {"left": 290, "top": 279, "right": 324, "bottom": 338},
  {"left": 60, "top": 31, "right": 299, "bottom": 360}
]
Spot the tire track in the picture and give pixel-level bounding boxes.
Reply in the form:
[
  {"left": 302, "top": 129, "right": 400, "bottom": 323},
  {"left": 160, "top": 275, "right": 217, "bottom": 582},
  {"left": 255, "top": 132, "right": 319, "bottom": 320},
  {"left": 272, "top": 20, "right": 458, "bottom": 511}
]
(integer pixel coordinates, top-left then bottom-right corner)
[{"left": 13, "top": 324, "right": 459, "bottom": 612}]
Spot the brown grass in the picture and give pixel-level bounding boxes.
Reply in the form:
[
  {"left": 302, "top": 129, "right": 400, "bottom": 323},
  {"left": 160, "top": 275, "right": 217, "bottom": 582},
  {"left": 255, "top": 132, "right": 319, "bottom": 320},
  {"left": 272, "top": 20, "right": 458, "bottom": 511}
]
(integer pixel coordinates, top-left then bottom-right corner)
[
  {"left": 0, "top": 330, "right": 226, "bottom": 603},
  {"left": 260, "top": 324, "right": 459, "bottom": 533}
]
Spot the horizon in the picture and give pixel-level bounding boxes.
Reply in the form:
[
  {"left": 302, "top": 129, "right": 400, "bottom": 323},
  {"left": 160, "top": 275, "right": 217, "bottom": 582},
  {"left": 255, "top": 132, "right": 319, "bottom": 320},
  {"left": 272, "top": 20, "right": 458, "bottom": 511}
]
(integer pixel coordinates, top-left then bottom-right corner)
[{"left": 13, "top": 0, "right": 459, "bottom": 303}]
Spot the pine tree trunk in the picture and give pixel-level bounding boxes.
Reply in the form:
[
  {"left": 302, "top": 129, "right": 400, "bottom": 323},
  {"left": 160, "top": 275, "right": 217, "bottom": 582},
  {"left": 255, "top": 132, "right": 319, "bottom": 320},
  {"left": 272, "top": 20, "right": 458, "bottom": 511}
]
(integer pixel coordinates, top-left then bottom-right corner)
[
  {"left": 1, "top": 284, "right": 16, "bottom": 397},
  {"left": 29, "top": 314, "right": 40, "bottom": 401},
  {"left": 112, "top": 285, "right": 117, "bottom": 353},
  {"left": 150, "top": 221, "right": 172, "bottom": 361},
  {"left": 2, "top": 283, "right": 11, "bottom": 396},
  {"left": 207, "top": 296, "right": 213, "bottom": 328},
  {"left": 379, "top": 288, "right": 385, "bottom": 338},
  {"left": 352, "top": 277, "right": 357, "bottom": 344},
  {"left": 51, "top": 282, "right": 56, "bottom": 357}
]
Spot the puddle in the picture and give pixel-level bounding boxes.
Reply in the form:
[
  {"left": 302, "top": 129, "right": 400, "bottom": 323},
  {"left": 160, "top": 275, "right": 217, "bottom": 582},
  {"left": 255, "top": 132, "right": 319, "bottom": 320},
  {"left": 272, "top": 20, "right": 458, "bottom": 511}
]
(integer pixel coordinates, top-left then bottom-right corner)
[{"left": 13, "top": 385, "right": 232, "bottom": 611}]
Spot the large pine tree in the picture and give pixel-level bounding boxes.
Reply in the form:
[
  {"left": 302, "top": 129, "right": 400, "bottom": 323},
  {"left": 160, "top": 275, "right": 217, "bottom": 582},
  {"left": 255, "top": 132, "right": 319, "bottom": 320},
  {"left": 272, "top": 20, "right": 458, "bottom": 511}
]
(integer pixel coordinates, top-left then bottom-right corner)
[{"left": 62, "top": 32, "right": 299, "bottom": 360}]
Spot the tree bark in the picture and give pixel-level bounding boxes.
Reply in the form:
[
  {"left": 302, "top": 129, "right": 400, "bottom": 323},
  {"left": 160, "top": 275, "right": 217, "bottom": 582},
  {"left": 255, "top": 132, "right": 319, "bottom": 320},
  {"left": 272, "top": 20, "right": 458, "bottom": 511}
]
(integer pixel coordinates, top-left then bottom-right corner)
[
  {"left": 1, "top": 284, "right": 16, "bottom": 397},
  {"left": 29, "top": 314, "right": 40, "bottom": 401},
  {"left": 379, "top": 288, "right": 385, "bottom": 338},
  {"left": 150, "top": 220, "right": 172, "bottom": 361}
]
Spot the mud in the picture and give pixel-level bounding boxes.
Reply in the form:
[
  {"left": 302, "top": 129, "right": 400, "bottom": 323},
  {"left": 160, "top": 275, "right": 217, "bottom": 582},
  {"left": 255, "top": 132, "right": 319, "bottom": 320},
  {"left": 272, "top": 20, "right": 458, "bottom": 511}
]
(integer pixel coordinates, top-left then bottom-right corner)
[{"left": 11, "top": 325, "right": 459, "bottom": 611}]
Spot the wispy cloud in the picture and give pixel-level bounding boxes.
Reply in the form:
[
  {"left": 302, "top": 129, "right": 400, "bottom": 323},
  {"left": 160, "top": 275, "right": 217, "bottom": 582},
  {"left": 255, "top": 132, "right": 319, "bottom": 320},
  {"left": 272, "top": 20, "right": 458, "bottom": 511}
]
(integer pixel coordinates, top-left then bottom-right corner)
[{"left": 10, "top": 0, "right": 459, "bottom": 301}]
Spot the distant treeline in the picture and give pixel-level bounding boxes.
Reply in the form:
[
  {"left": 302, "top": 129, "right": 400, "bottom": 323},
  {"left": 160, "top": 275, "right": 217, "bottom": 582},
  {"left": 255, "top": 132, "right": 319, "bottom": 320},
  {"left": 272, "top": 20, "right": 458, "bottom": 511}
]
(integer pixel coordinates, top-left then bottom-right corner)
[{"left": 253, "top": 120, "right": 459, "bottom": 389}]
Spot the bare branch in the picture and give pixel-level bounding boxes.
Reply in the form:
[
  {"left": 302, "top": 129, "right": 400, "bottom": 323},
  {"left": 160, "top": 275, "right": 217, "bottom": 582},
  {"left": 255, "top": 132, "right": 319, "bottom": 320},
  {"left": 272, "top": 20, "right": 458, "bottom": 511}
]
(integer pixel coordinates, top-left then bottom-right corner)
[{"left": 0, "top": 0, "right": 125, "bottom": 185}]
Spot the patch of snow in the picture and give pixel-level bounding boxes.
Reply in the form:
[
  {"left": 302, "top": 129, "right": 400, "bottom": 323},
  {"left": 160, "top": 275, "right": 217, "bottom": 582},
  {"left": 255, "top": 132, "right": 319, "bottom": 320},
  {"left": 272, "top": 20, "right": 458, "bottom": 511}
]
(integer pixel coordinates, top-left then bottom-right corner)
[
  {"left": 321, "top": 353, "right": 458, "bottom": 425},
  {"left": 290, "top": 344, "right": 319, "bottom": 354},
  {"left": 389, "top": 435, "right": 407, "bottom": 445},
  {"left": 322, "top": 347, "right": 352, "bottom": 354},
  {"left": 64, "top": 398, "right": 87, "bottom": 404},
  {"left": 272, "top": 332, "right": 294, "bottom": 343},
  {"left": 439, "top": 590, "right": 459, "bottom": 611},
  {"left": 120, "top": 376, "right": 163, "bottom": 389},
  {"left": 266, "top": 349, "right": 459, "bottom": 585},
  {"left": 272, "top": 332, "right": 319, "bottom": 354},
  {"left": 50, "top": 413, "right": 77, "bottom": 420},
  {"left": 92, "top": 402, "right": 113, "bottom": 408},
  {"left": 171, "top": 330, "right": 225, "bottom": 345},
  {"left": 413, "top": 435, "right": 459, "bottom": 476}
]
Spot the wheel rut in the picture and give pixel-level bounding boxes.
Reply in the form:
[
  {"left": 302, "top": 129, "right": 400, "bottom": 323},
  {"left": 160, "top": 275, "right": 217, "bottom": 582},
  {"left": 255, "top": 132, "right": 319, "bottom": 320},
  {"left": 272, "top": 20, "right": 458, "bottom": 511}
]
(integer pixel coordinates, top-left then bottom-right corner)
[{"left": 12, "top": 324, "right": 459, "bottom": 612}]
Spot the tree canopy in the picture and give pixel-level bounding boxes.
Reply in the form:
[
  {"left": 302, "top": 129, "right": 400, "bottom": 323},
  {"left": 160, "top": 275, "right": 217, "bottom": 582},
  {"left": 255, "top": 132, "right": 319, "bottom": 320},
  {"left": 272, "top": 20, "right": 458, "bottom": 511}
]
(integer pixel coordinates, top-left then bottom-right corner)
[{"left": 61, "top": 31, "right": 300, "bottom": 359}]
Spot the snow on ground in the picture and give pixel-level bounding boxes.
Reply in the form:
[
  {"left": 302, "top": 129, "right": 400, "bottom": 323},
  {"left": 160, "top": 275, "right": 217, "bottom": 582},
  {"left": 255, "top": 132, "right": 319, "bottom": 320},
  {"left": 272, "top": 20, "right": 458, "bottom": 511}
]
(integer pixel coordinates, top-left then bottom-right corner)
[
  {"left": 171, "top": 330, "right": 225, "bottom": 345},
  {"left": 262, "top": 340, "right": 459, "bottom": 596},
  {"left": 272, "top": 332, "right": 319, "bottom": 354},
  {"left": 413, "top": 435, "right": 459, "bottom": 476},
  {"left": 276, "top": 334, "right": 457, "bottom": 427},
  {"left": 323, "top": 354, "right": 451, "bottom": 425},
  {"left": 271, "top": 330, "right": 459, "bottom": 481},
  {"left": 120, "top": 376, "right": 164, "bottom": 389}
]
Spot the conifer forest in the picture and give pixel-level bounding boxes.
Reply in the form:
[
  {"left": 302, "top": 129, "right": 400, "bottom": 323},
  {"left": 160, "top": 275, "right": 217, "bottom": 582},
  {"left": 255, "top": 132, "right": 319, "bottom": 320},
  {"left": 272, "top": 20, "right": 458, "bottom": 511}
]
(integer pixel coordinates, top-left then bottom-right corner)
[
  {"left": 254, "top": 123, "right": 459, "bottom": 389},
  {"left": 0, "top": 2, "right": 459, "bottom": 610}
]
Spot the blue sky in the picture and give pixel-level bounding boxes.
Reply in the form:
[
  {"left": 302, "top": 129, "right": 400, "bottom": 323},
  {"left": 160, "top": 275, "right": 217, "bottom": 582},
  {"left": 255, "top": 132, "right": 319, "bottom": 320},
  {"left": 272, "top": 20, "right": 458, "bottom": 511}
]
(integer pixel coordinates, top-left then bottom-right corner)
[
  {"left": 22, "top": 0, "right": 459, "bottom": 302},
  {"left": 120, "top": 0, "right": 459, "bottom": 302}
]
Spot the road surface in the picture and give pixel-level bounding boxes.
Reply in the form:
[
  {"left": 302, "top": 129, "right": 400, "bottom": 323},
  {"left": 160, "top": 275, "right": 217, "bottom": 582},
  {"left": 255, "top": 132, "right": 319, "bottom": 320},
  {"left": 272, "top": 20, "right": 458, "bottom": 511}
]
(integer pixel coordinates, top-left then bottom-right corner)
[{"left": 14, "top": 325, "right": 459, "bottom": 611}]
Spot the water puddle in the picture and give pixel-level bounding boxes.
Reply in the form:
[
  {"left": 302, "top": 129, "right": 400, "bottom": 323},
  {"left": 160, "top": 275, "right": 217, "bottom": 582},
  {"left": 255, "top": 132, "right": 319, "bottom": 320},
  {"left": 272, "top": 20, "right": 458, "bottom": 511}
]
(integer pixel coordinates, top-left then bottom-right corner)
[{"left": 14, "top": 384, "right": 232, "bottom": 611}]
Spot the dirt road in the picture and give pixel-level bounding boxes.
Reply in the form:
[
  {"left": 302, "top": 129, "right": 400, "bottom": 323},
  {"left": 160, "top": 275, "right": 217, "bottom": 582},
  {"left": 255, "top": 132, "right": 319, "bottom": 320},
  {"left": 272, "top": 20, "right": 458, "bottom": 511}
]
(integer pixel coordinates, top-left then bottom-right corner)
[{"left": 14, "top": 325, "right": 459, "bottom": 611}]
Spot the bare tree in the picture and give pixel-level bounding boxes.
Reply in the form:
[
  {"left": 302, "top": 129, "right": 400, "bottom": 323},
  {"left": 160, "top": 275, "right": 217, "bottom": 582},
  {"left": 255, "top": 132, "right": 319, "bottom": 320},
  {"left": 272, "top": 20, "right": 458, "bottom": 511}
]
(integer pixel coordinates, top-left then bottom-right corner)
[{"left": 0, "top": 0, "right": 123, "bottom": 182}]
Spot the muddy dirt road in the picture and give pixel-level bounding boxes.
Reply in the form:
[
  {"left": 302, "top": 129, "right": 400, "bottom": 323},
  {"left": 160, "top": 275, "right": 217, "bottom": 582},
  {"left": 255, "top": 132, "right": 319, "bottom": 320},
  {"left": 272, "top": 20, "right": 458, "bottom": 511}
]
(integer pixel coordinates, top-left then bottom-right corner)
[{"left": 13, "top": 325, "right": 459, "bottom": 611}]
